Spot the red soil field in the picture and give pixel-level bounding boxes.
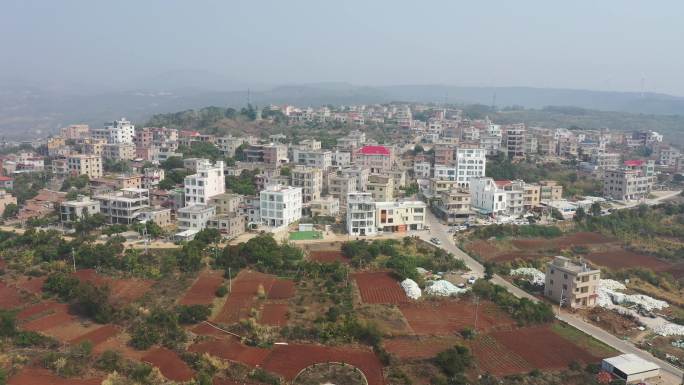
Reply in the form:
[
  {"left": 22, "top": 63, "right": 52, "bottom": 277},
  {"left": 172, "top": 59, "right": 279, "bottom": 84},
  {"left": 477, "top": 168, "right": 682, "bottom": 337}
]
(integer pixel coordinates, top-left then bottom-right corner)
[
  {"left": 213, "top": 270, "right": 294, "bottom": 324},
  {"left": 70, "top": 324, "right": 120, "bottom": 346},
  {"left": 142, "top": 347, "right": 195, "bottom": 382},
  {"left": 213, "top": 379, "right": 267, "bottom": 385},
  {"left": 511, "top": 232, "right": 612, "bottom": 251},
  {"left": 488, "top": 252, "right": 543, "bottom": 263},
  {"left": 8, "top": 367, "right": 102, "bottom": 385},
  {"left": 17, "top": 301, "right": 66, "bottom": 321},
  {"left": 0, "top": 281, "right": 24, "bottom": 308},
  {"left": 73, "top": 269, "right": 153, "bottom": 302},
  {"left": 466, "top": 240, "right": 499, "bottom": 259},
  {"left": 384, "top": 336, "right": 460, "bottom": 360},
  {"left": 309, "top": 250, "right": 350, "bottom": 263},
  {"left": 586, "top": 250, "right": 671, "bottom": 271},
  {"left": 491, "top": 326, "right": 602, "bottom": 370},
  {"left": 662, "top": 262, "right": 684, "bottom": 279},
  {"left": 190, "top": 337, "right": 271, "bottom": 367},
  {"left": 92, "top": 333, "right": 148, "bottom": 359},
  {"left": 259, "top": 303, "right": 289, "bottom": 326},
  {"left": 14, "top": 276, "right": 46, "bottom": 295},
  {"left": 353, "top": 271, "right": 408, "bottom": 304},
  {"left": 399, "top": 299, "right": 515, "bottom": 335},
  {"left": 267, "top": 279, "right": 295, "bottom": 299},
  {"left": 22, "top": 310, "right": 75, "bottom": 332},
  {"left": 179, "top": 270, "right": 224, "bottom": 305},
  {"left": 190, "top": 322, "right": 234, "bottom": 338},
  {"left": 261, "top": 344, "right": 384, "bottom": 385},
  {"left": 469, "top": 334, "right": 532, "bottom": 376}
]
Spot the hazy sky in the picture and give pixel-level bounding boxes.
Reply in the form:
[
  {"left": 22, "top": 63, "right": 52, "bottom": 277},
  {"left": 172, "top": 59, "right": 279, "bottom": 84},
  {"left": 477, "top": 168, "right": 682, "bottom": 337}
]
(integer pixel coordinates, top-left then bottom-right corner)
[{"left": 2, "top": 0, "right": 684, "bottom": 95}]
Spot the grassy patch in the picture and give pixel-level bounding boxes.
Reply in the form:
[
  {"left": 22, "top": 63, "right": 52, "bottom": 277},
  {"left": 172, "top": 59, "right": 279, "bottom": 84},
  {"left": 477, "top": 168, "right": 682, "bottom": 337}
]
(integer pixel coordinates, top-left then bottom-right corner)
[
  {"left": 289, "top": 231, "right": 323, "bottom": 241},
  {"left": 551, "top": 322, "right": 618, "bottom": 357}
]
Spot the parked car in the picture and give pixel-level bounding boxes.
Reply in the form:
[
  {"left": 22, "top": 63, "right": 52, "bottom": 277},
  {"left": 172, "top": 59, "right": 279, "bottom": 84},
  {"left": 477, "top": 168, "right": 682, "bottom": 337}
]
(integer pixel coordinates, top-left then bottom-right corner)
[
  {"left": 467, "top": 277, "right": 477, "bottom": 285},
  {"left": 430, "top": 237, "right": 441, "bottom": 245}
]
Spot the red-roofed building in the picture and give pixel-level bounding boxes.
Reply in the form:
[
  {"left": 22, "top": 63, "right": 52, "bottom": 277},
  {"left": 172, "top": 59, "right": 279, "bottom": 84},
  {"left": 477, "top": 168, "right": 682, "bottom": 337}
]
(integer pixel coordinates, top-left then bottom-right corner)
[
  {"left": 355, "top": 145, "right": 393, "bottom": 173},
  {"left": 623, "top": 159, "right": 644, "bottom": 167},
  {"left": 0, "top": 176, "right": 13, "bottom": 190}
]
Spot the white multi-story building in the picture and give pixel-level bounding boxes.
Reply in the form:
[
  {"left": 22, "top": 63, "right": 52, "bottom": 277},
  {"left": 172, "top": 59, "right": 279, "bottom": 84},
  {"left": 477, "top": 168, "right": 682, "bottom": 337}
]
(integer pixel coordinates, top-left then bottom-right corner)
[
  {"left": 603, "top": 160, "right": 656, "bottom": 201},
  {"left": 292, "top": 149, "right": 332, "bottom": 170},
  {"left": 414, "top": 161, "right": 432, "bottom": 179},
  {"left": 347, "top": 192, "right": 376, "bottom": 236},
  {"left": 184, "top": 160, "right": 225, "bottom": 205},
  {"left": 375, "top": 201, "right": 426, "bottom": 232},
  {"left": 455, "top": 147, "right": 486, "bottom": 187},
  {"left": 94, "top": 188, "right": 150, "bottom": 224},
  {"left": 470, "top": 177, "right": 514, "bottom": 216},
  {"left": 102, "top": 118, "right": 135, "bottom": 144},
  {"left": 60, "top": 196, "right": 101, "bottom": 224},
  {"left": 177, "top": 204, "right": 216, "bottom": 232},
  {"left": 259, "top": 185, "right": 302, "bottom": 228},
  {"left": 331, "top": 150, "right": 352, "bottom": 167}
]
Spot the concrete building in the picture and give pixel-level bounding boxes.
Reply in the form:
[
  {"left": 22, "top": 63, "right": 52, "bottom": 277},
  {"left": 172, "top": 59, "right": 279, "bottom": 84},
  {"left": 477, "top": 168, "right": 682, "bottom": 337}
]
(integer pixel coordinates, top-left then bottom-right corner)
[
  {"left": 375, "top": 201, "right": 426, "bottom": 232},
  {"left": 470, "top": 177, "right": 524, "bottom": 216},
  {"left": 291, "top": 166, "right": 323, "bottom": 204},
  {"left": 177, "top": 204, "right": 216, "bottom": 232},
  {"left": 347, "top": 192, "right": 376, "bottom": 236},
  {"left": 601, "top": 354, "right": 660, "bottom": 384},
  {"left": 184, "top": 160, "right": 225, "bottom": 205},
  {"left": 545, "top": 256, "right": 600, "bottom": 308},
  {"left": 208, "top": 213, "right": 245, "bottom": 239},
  {"left": 137, "top": 207, "right": 172, "bottom": 228},
  {"left": 603, "top": 160, "right": 655, "bottom": 201},
  {"left": 142, "top": 168, "right": 165, "bottom": 190},
  {"left": 95, "top": 118, "right": 135, "bottom": 144},
  {"left": 432, "top": 188, "right": 472, "bottom": 224},
  {"left": 292, "top": 149, "right": 332, "bottom": 169},
  {"left": 503, "top": 123, "right": 526, "bottom": 159},
  {"left": 340, "top": 167, "right": 370, "bottom": 193},
  {"left": 259, "top": 185, "right": 302, "bottom": 228},
  {"left": 517, "top": 181, "right": 540, "bottom": 209},
  {"left": 539, "top": 180, "right": 564, "bottom": 202},
  {"left": 413, "top": 161, "right": 432, "bottom": 178},
  {"left": 454, "top": 147, "right": 486, "bottom": 187},
  {"left": 367, "top": 174, "right": 394, "bottom": 202},
  {"left": 60, "top": 124, "right": 90, "bottom": 140},
  {"left": 0, "top": 190, "right": 17, "bottom": 217},
  {"left": 355, "top": 145, "right": 393, "bottom": 173},
  {"left": 67, "top": 154, "right": 103, "bottom": 179},
  {"left": 103, "top": 143, "right": 136, "bottom": 161},
  {"left": 209, "top": 193, "right": 243, "bottom": 215},
  {"left": 310, "top": 196, "right": 340, "bottom": 217},
  {"left": 215, "top": 135, "right": 256, "bottom": 157},
  {"left": 94, "top": 188, "right": 150, "bottom": 224},
  {"left": 328, "top": 174, "right": 357, "bottom": 210}
]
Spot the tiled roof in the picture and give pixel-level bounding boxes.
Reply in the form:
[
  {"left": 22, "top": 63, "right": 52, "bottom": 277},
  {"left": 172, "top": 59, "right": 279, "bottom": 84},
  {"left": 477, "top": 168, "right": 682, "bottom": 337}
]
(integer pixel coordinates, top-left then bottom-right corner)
[{"left": 358, "top": 145, "right": 390, "bottom": 155}]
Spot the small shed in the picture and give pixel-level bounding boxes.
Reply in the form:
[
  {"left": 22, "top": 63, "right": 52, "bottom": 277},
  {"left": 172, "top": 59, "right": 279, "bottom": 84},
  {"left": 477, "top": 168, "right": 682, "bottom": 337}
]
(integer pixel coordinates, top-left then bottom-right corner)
[
  {"left": 299, "top": 223, "right": 314, "bottom": 232},
  {"left": 601, "top": 354, "right": 660, "bottom": 384}
]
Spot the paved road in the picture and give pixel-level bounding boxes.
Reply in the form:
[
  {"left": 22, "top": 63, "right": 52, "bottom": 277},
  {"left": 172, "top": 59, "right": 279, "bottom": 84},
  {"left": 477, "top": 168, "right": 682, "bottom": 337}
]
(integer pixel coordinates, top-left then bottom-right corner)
[{"left": 420, "top": 210, "right": 684, "bottom": 385}]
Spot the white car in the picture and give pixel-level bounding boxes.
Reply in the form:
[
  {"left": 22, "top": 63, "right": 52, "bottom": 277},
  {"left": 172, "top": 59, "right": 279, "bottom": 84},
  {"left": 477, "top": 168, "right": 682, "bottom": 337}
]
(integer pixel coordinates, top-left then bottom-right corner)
[{"left": 467, "top": 277, "right": 477, "bottom": 285}]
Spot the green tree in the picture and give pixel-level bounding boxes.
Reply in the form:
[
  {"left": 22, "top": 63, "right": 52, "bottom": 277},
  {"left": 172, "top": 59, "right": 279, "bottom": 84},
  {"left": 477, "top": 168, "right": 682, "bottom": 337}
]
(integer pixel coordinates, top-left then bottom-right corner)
[
  {"left": 2, "top": 203, "right": 19, "bottom": 218},
  {"left": 435, "top": 345, "right": 472, "bottom": 377},
  {"left": 590, "top": 202, "right": 602, "bottom": 216},
  {"left": 161, "top": 156, "right": 184, "bottom": 170},
  {"left": 574, "top": 207, "right": 586, "bottom": 222}
]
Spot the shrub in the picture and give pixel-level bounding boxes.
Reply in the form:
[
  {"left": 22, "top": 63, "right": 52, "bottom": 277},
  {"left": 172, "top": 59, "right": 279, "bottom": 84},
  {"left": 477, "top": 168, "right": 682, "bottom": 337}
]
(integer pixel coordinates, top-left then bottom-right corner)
[
  {"left": 177, "top": 304, "right": 211, "bottom": 324},
  {"left": 435, "top": 344, "right": 472, "bottom": 377},
  {"left": 215, "top": 285, "right": 228, "bottom": 297}
]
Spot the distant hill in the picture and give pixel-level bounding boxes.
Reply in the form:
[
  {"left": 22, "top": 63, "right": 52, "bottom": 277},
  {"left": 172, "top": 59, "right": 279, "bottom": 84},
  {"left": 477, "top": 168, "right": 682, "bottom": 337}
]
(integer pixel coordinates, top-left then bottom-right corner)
[{"left": 1, "top": 82, "right": 683, "bottom": 140}]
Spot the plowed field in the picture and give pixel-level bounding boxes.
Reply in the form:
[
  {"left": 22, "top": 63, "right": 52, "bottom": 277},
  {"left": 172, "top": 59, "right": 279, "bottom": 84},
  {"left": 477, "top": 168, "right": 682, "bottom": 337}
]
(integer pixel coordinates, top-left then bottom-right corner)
[
  {"left": 353, "top": 271, "right": 408, "bottom": 304},
  {"left": 142, "top": 347, "right": 195, "bottom": 382},
  {"left": 179, "top": 269, "right": 224, "bottom": 305},
  {"left": 399, "top": 299, "right": 515, "bottom": 335}
]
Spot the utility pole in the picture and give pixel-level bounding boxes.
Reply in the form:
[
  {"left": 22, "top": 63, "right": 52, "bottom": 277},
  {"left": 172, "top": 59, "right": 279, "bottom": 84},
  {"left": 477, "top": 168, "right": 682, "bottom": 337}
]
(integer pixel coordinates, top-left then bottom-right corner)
[
  {"left": 558, "top": 288, "right": 565, "bottom": 316},
  {"left": 474, "top": 295, "right": 480, "bottom": 332},
  {"left": 71, "top": 247, "right": 76, "bottom": 272},
  {"left": 228, "top": 266, "right": 232, "bottom": 292}
]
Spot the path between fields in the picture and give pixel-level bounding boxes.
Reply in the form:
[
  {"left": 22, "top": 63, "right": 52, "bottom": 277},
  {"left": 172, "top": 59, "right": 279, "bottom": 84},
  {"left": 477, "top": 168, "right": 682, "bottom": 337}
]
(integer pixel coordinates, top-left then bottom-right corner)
[{"left": 421, "top": 210, "right": 684, "bottom": 385}]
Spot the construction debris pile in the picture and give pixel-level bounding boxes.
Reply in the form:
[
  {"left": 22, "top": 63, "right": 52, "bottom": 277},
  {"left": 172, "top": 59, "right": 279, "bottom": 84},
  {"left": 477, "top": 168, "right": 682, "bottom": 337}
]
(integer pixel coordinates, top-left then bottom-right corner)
[
  {"left": 597, "top": 279, "right": 668, "bottom": 312},
  {"left": 509, "top": 267, "right": 546, "bottom": 286},
  {"left": 401, "top": 278, "right": 422, "bottom": 300},
  {"left": 425, "top": 280, "right": 466, "bottom": 296}
]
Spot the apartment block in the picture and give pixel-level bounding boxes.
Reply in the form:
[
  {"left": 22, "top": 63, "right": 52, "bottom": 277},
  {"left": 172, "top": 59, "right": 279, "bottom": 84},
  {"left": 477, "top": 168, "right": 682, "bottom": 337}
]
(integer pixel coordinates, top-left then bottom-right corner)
[
  {"left": 177, "top": 204, "right": 216, "bottom": 232},
  {"left": 67, "top": 154, "right": 103, "bottom": 179},
  {"left": 103, "top": 143, "right": 136, "bottom": 161},
  {"left": 328, "top": 174, "right": 357, "bottom": 210},
  {"left": 375, "top": 201, "right": 426, "bottom": 232},
  {"left": 184, "top": 160, "right": 225, "bottom": 205},
  {"left": 208, "top": 213, "right": 246, "bottom": 239},
  {"left": 94, "top": 188, "right": 150, "bottom": 224},
  {"left": 367, "top": 174, "right": 394, "bottom": 202},
  {"left": 259, "top": 185, "right": 302, "bottom": 228},
  {"left": 355, "top": 145, "right": 393, "bottom": 173},
  {"left": 545, "top": 256, "right": 600, "bottom": 308},
  {"left": 209, "top": 193, "right": 243, "bottom": 215},
  {"left": 539, "top": 180, "right": 564, "bottom": 201},
  {"left": 310, "top": 196, "right": 340, "bottom": 217},
  {"left": 347, "top": 192, "right": 376, "bottom": 236},
  {"left": 292, "top": 149, "right": 332, "bottom": 169},
  {"left": 291, "top": 166, "right": 323, "bottom": 203},
  {"left": 504, "top": 123, "right": 526, "bottom": 159}
]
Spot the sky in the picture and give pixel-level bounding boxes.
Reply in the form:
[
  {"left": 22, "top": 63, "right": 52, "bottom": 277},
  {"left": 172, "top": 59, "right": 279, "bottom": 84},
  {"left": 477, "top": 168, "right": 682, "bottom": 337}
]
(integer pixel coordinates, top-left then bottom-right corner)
[{"left": 2, "top": 0, "right": 684, "bottom": 95}]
